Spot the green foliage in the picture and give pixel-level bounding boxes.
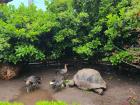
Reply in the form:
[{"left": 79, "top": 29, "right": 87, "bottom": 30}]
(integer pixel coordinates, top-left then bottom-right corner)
[
  {"left": 46, "top": 0, "right": 73, "bottom": 13},
  {"left": 71, "top": 0, "right": 139, "bottom": 64},
  {"left": 0, "top": 4, "right": 57, "bottom": 64},
  {"left": 73, "top": 38, "right": 101, "bottom": 57},
  {"left": 0, "top": 102, "right": 23, "bottom": 105},
  {"left": 0, "top": 101, "right": 79, "bottom": 105},
  {"left": 0, "top": 0, "right": 140, "bottom": 65},
  {"left": 36, "top": 101, "right": 68, "bottom": 105},
  {"left": 103, "top": 51, "right": 133, "bottom": 65},
  {"left": 36, "top": 101, "right": 79, "bottom": 105}
]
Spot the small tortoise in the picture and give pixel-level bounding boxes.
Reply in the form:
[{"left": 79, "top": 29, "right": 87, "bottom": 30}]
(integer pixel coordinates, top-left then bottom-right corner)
[{"left": 67, "top": 68, "right": 107, "bottom": 95}]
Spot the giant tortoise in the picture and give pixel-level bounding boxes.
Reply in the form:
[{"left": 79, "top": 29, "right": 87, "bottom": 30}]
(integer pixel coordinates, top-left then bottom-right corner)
[{"left": 68, "top": 68, "right": 107, "bottom": 95}]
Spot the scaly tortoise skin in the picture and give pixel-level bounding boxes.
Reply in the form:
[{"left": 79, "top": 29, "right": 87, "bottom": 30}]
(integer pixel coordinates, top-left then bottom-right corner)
[{"left": 68, "top": 68, "right": 107, "bottom": 95}]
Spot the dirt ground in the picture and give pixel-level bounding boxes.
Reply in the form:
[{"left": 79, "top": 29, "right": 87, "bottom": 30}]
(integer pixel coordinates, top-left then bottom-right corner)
[{"left": 0, "top": 64, "right": 140, "bottom": 105}]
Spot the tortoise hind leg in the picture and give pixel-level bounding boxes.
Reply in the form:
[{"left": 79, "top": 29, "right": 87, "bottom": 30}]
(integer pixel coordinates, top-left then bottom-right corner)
[{"left": 94, "top": 89, "right": 104, "bottom": 95}]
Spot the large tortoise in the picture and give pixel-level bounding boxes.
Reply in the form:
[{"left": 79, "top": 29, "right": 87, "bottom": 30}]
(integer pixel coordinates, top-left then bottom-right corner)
[{"left": 68, "top": 68, "right": 107, "bottom": 95}]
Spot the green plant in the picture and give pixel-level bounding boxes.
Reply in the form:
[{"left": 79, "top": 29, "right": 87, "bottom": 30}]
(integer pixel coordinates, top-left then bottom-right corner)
[
  {"left": 45, "top": 0, "right": 140, "bottom": 66},
  {"left": 36, "top": 101, "right": 68, "bottom": 105},
  {"left": 0, "top": 102, "right": 23, "bottom": 105},
  {"left": 36, "top": 101, "right": 79, "bottom": 105},
  {"left": 0, "top": 0, "right": 140, "bottom": 66},
  {"left": 0, "top": 4, "right": 57, "bottom": 64},
  {"left": 103, "top": 51, "right": 133, "bottom": 65}
]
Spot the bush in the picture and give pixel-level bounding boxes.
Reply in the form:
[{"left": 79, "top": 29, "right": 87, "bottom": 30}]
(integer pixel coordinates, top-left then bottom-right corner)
[
  {"left": 46, "top": 0, "right": 140, "bottom": 65},
  {"left": 0, "top": 4, "right": 57, "bottom": 64},
  {"left": 0, "top": 0, "right": 139, "bottom": 66}
]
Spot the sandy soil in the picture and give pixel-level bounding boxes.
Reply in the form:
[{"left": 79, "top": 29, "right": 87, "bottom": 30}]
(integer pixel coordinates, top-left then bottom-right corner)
[{"left": 0, "top": 64, "right": 140, "bottom": 105}]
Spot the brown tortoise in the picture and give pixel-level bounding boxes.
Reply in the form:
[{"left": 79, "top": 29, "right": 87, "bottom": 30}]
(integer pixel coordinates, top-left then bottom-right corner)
[{"left": 67, "top": 68, "right": 107, "bottom": 95}]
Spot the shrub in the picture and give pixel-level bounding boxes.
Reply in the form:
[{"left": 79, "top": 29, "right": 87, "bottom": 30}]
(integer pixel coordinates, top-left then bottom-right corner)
[
  {"left": 0, "top": 4, "right": 57, "bottom": 64},
  {"left": 0, "top": 0, "right": 140, "bottom": 66},
  {"left": 46, "top": 0, "right": 140, "bottom": 65}
]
